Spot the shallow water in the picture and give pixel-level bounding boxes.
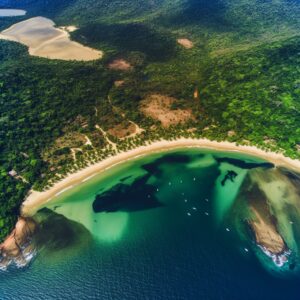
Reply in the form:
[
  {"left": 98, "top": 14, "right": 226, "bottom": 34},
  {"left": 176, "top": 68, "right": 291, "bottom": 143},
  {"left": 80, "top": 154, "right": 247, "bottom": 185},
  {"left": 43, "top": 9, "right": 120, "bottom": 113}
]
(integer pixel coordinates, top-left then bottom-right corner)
[
  {"left": 1, "top": 149, "right": 300, "bottom": 299},
  {"left": 0, "top": 9, "right": 26, "bottom": 17}
]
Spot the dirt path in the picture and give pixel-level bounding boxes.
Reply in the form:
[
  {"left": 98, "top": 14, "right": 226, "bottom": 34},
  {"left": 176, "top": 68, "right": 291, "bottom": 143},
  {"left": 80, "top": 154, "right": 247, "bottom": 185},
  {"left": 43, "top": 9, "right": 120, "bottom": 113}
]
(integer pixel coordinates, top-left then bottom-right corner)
[{"left": 95, "top": 125, "right": 117, "bottom": 151}]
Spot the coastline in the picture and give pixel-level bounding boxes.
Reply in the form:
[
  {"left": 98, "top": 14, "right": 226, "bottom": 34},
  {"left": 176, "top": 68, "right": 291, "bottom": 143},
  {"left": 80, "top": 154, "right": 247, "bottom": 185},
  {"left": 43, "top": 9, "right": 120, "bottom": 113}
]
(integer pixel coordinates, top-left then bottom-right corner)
[{"left": 21, "top": 138, "right": 300, "bottom": 216}]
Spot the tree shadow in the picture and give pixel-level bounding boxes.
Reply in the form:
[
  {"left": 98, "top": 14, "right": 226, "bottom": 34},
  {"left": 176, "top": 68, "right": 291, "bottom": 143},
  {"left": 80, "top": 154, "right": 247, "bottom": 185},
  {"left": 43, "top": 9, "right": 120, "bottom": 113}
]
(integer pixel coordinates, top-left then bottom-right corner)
[
  {"left": 163, "top": 0, "right": 232, "bottom": 32},
  {"left": 73, "top": 22, "right": 177, "bottom": 62},
  {"left": 215, "top": 157, "right": 274, "bottom": 169}
]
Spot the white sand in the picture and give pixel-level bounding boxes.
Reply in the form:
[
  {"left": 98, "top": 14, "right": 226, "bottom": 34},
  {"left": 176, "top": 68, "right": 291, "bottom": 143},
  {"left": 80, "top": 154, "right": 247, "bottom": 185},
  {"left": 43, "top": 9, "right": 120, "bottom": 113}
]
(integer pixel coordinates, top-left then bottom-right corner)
[
  {"left": 0, "top": 9, "right": 26, "bottom": 17},
  {"left": 21, "top": 138, "right": 300, "bottom": 216},
  {"left": 0, "top": 17, "right": 103, "bottom": 61},
  {"left": 59, "top": 25, "right": 78, "bottom": 33}
]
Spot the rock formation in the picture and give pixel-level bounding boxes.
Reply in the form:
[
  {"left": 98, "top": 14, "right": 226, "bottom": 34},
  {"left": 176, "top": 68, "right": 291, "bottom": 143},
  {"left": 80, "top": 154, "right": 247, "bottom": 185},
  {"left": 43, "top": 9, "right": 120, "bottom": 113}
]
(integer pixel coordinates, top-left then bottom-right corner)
[{"left": 0, "top": 217, "right": 37, "bottom": 269}]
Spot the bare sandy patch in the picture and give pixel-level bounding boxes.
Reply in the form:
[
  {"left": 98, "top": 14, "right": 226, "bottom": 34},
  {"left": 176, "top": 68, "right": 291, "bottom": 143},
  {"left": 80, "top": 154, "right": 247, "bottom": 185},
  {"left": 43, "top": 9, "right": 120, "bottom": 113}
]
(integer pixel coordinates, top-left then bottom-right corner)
[
  {"left": 114, "top": 80, "right": 125, "bottom": 87},
  {"left": 0, "top": 17, "right": 103, "bottom": 61},
  {"left": 108, "top": 121, "right": 144, "bottom": 139},
  {"left": 140, "top": 94, "right": 194, "bottom": 128},
  {"left": 95, "top": 125, "right": 117, "bottom": 151},
  {"left": 177, "top": 38, "right": 194, "bottom": 49},
  {"left": 108, "top": 122, "right": 137, "bottom": 139},
  {"left": 108, "top": 59, "right": 132, "bottom": 71},
  {"left": 59, "top": 25, "right": 78, "bottom": 33}
]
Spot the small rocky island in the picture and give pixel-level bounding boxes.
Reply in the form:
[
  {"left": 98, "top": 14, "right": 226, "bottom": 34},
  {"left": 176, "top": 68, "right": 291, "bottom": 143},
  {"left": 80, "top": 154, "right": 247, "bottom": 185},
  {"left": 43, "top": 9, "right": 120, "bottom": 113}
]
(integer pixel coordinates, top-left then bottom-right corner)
[
  {"left": 249, "top": 207, "right": 288, "bottom": 259},
  {"left": 246, "top": 182, "right": 290, "bottom": 267}
]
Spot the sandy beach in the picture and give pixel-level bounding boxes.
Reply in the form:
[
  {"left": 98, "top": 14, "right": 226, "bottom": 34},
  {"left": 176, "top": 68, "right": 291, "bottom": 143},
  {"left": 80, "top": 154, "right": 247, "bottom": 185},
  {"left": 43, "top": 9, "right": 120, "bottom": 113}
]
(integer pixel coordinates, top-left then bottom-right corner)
[
  {"left": 0, "top": 17, "right": 103, "bottom": 61},
  {"left": 21, "top": 138, "right": 300, "bottom": 216}
]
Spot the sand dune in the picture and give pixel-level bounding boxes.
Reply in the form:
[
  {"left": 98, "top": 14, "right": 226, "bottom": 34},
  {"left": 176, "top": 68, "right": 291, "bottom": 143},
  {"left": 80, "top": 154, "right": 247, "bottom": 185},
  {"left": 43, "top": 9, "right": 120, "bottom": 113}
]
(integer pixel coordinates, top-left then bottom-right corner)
[{"left": 0, "top": 17, "right": 103, "bottom": 61}]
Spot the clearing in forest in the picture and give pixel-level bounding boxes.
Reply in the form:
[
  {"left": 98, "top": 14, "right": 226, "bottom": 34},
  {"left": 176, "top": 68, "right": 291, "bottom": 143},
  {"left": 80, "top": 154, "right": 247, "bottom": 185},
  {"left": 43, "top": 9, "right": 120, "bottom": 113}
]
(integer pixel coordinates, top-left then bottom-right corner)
[
  {"left": 108, "top": 59, "right": 132, "bottom": 71},
  {"left": 140, "top": 94, "right": 194, "bottom": 128},
  {"left": 177, "top": 38, "right": 194, "bottom": 49}
]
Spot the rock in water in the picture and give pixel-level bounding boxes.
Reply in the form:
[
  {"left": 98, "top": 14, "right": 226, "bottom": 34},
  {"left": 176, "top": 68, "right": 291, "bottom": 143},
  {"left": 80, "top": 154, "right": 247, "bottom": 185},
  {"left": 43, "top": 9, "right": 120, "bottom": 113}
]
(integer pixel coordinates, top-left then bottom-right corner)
[{"left": 0, "top": 217, "right": 37, "bottom": 269}]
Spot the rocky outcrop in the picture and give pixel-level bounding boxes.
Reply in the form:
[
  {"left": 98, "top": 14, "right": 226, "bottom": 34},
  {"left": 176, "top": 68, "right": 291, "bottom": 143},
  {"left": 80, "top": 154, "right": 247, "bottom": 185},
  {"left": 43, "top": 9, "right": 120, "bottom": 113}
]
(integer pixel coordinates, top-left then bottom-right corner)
[
  {"left": 249, "top": 207, "right": 286, "bottom": 255},
  {"left": 244, "top": 176, "right": 290, "bottom": 266},
  {"left": 0, "top": 217, "right": 37, "bottom": 269},
  {"left": 248, "top": 207, "right": 290, "bottom": 267}
]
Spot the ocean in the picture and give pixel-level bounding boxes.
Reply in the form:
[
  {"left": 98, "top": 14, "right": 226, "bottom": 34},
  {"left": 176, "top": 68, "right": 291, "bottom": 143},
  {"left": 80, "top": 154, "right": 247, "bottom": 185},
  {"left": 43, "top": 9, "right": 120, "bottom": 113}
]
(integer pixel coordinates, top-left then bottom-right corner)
[{"left": 1, "top": 149, "right": 300, "bottom": 299}]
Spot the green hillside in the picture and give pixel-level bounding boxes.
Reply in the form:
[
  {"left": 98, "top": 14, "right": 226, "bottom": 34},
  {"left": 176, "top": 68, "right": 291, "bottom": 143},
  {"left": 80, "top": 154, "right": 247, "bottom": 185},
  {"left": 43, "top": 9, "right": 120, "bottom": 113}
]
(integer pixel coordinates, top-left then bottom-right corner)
[{"left": 8, "top": 0, "right": 300, "bottom": 48}]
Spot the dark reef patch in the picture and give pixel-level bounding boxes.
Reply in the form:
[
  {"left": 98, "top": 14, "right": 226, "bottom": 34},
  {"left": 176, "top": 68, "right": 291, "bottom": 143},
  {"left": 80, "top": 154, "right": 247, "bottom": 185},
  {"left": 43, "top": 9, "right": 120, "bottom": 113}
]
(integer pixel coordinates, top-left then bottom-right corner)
[
  {"left": 221, "top": 170, "right": 238, "bottom": 186},
  {"left": 93, "top": 173, "right": 162, "bottom": 213},
  {"left": 215, "top": 156, "right": 274, "bottom": 169},
  {"left": 142, "top": 153, "right": 194, "bottom": 175}
]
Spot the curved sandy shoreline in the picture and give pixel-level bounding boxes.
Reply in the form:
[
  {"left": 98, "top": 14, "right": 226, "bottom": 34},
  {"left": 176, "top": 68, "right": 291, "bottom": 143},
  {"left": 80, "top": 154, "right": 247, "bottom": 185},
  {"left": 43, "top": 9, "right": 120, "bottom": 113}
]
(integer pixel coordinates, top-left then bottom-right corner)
[{"left": 21, "top": 138, "right": 300, "bottom": 216}]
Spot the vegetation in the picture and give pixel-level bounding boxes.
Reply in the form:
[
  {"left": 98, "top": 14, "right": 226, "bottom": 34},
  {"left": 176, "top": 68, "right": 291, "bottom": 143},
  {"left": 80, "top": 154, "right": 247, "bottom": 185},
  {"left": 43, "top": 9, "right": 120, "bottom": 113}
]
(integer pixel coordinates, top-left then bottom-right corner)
[{"left": 0, "top": 0, "right": 299, "bottom": 242}]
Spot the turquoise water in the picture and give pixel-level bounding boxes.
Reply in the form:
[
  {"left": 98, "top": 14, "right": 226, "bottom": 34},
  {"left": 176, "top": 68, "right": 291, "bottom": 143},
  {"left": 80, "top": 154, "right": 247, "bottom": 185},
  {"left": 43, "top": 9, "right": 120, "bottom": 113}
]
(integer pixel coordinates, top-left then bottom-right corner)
[{"left": 1, "top": 149, "right": 300, "bottom": 299}]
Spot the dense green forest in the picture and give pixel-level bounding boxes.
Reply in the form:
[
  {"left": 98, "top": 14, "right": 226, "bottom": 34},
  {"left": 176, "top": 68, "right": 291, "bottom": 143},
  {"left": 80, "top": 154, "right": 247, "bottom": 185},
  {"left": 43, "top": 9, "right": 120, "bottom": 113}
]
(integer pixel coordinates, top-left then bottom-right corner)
[{"left": 0, "top": 0, "right": 299, "bottom": 241}]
